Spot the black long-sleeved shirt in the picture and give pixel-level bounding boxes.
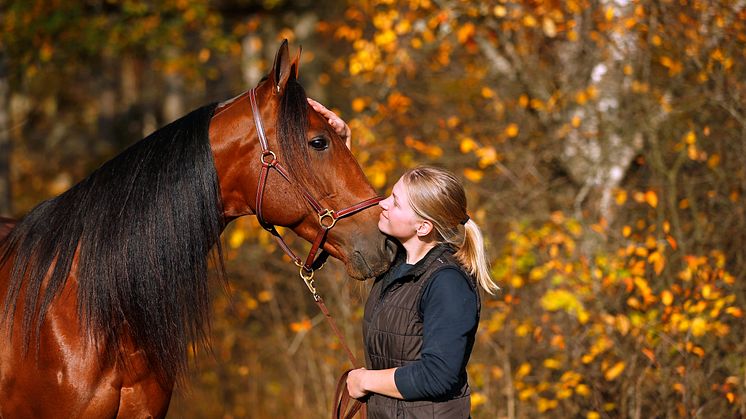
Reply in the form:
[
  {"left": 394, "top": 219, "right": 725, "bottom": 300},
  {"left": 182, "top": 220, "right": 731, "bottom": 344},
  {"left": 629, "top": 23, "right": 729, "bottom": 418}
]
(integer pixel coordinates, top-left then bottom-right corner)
[{"left": 385, "top": 263, "right": 479, "bottom": 400}]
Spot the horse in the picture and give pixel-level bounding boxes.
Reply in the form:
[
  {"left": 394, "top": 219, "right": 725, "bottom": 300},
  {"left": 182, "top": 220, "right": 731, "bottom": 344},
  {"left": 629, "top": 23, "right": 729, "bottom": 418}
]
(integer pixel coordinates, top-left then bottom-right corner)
[
  {"left": 0, "top": 40, "right": 392, "bottom": 418},
  {"left": 0, "top": 218, "right": 12, "bottom": 242}
]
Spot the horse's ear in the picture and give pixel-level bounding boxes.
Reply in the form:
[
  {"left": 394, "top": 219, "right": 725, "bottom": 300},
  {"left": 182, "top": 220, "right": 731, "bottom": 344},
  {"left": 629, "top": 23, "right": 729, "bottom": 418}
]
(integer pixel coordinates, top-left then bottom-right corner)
[
  {"left": 291, "top": 46, "right": 302, "bottom": 79},
  {"left": 271, "top": 39, "right": 292, "bottom": 94}
]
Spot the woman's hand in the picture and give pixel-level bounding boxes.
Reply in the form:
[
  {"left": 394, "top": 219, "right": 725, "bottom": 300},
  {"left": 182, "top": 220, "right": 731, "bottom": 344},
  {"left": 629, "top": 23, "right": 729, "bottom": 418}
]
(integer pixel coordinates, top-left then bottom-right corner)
[
  {"left": 346, "top": 367, "right": 369, "bottom": 399},
  {"left": 307, "top": 98, "right": 352, "bottom": 149}
]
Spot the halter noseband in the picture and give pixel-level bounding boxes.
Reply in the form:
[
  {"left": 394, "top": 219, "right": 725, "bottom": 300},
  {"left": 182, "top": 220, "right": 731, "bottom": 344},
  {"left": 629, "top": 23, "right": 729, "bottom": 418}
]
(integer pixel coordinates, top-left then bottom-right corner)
[{"left": 249, "top": 88, "right": 383, "bottom": 298}]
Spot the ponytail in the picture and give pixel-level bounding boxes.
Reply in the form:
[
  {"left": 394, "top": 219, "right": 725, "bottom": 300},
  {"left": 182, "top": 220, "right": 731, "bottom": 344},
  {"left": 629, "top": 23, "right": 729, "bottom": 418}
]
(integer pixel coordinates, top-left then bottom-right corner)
[{"left": 454, "top": 219, "right": 500, "bottom": 295}]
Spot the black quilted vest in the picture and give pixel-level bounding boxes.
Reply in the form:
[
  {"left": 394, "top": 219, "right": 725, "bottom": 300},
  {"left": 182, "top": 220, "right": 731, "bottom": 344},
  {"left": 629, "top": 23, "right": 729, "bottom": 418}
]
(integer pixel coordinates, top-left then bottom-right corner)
[{"left": 362, "top": 244, "right": 480, "bottom": 419}]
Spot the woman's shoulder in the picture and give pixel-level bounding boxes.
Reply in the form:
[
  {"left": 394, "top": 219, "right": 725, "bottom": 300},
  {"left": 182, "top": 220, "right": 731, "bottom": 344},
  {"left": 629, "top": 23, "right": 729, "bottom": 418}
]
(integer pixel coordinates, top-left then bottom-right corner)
[{"left": 423, "top": 267, "right": 477, "bottom": 301}]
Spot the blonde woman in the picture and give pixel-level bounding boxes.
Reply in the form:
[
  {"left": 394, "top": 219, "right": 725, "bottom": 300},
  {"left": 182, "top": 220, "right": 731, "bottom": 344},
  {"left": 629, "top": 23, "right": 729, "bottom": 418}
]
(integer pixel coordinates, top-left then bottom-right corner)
[{"left": 308, "top": 99, "right": 498, "bottom": 418}]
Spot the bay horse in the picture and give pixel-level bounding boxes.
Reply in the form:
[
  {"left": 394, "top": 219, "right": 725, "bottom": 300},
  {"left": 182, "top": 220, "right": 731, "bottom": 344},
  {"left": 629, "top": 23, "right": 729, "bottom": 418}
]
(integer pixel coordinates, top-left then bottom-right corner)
[{"left": 0, "top": 41, "right": 391, "bottom": 418}]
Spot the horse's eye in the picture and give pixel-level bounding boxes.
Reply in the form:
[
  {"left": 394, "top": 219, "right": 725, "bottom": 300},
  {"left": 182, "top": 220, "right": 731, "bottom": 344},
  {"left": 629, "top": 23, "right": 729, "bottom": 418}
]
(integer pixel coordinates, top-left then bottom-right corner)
[{"left": 309, "top": 137, "right": 329, "bottom": 151}]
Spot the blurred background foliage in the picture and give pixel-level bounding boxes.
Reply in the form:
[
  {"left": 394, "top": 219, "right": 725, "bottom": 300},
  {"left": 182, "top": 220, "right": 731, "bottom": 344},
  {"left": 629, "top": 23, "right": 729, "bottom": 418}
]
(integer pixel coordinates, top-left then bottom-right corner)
[{"left": 1, "top": 0, "right": 745, "bottom": 417}]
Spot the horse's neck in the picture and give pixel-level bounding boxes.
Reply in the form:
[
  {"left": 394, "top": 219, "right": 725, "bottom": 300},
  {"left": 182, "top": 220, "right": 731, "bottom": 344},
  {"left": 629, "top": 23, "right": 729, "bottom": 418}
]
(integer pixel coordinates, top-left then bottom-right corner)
[{"left": 208, "top": 93, "right": 261, "bottom": 220}]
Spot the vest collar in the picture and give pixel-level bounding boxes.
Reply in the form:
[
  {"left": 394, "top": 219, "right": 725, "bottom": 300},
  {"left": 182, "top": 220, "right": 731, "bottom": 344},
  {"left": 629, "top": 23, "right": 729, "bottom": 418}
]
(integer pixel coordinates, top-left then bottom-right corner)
[{"left": 388, "top": 242, "right": 455, "bottom": 281}]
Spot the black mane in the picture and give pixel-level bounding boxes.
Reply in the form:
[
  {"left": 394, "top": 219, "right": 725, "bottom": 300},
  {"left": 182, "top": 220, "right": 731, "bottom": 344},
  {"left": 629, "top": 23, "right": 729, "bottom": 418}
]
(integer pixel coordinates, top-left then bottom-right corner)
[{"left": 1, "top": 103, "right": 224, "bottom": 384}]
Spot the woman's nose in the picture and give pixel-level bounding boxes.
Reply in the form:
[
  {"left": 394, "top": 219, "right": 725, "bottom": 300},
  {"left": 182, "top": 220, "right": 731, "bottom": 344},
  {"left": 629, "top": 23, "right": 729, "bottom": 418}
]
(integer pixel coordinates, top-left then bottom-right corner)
[{"left": 379, "top": 198, "right": 390, "bottom": 209}]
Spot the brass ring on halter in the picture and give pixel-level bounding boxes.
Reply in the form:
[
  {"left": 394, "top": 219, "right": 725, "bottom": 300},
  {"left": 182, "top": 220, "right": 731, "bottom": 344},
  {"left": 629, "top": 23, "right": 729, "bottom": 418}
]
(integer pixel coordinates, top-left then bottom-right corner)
[
  {"left": 319, "top": 209, "right": 337, "bottom": 230},
  {"left": 260, "top": 150, "right": 276, "bottom": 165}
]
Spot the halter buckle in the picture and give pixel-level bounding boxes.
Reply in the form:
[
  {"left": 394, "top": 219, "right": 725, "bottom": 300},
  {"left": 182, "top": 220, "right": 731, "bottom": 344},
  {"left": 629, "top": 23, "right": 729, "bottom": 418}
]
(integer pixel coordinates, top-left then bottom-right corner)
[
  {"left": 319, "top": 209, "right": 337, "bottom": 230},
  {"left": 260, "top": 150, "right": 277, "bottom": 166}
]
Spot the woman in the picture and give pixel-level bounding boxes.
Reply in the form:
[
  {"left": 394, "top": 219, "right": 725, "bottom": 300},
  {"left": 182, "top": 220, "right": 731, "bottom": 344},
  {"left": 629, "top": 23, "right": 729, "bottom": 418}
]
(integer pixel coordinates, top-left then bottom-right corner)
[{"left": 309, "top": 99, "right": 499, "bottom": 418}]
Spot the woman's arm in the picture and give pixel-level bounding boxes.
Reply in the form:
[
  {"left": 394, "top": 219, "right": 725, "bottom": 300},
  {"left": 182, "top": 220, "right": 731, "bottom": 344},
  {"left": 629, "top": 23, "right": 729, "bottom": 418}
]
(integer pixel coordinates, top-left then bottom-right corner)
[{"left": 346, "top": 367, "right": 403, "bottom": 399}]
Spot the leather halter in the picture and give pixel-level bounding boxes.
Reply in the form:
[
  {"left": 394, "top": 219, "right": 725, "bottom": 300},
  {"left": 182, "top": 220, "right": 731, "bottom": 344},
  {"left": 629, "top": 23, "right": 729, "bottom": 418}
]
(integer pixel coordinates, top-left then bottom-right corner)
[{"left": 249, "top": 88, "right": 383, "bottom": 298}]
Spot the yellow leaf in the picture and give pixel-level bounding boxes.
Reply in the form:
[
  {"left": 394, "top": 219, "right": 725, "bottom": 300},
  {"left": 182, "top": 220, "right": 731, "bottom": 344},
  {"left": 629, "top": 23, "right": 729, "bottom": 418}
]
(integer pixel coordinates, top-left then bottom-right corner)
[
  {"left": 622, "top": 225, "right": 631, "bottom": 237},
  {"left": 587, "top": 412, "right": 600, "bottom": 419},
  {"left": 604, "top": 362, "right": 625, "bottom": 381},
  {"left": 537, "top": 398, "right": 558, "bottom": 413},
  {"left": 542, "top": 17, "right": 557, "bottom": 38},
  {"left": 463, "top": 168, "right": 484, "bottom": 183},
  {"left": 352, "top": 97, "right": 367, "bottom": 112},
  {"left": 229, "top": 229, "right": 246, "bottom": 249},
  {"left": 701, "top": 284, "right": 712, "bottom": 299},
  {"left": 556, "top": 388, "right": 572, "bottom": 399},
  {"left": 460, "top": 137, "right": 477, "bottom": 153},
  {"left": 648, "top": 251, "right": 665, "bottom": 275},
  {"left": 290, "top": 318, "right": 312, "bottom": 333},
  {"left": 518, "top": 94, "right": 529, "bottom": 108},
  {"left": 575, "top": 91, "right": 588, "bottom": 105},
  {"left": 516, "top": 362, "right": 532, "bottom": 379},
  {"left": 476, "top": 146, "right": 499, "bottom": 167},
  {"left": 691, "top": 317, "right": 707, "bottom": 337},
  {"left": 523, "top": 15, "right": 537, "bottom": 27},
  {"left": 493, "top": 5, "right": 507, "bottom": 17},
  {"left": 616, "top": 190, "right": 628, "bottom": 205},
  {"left": 571, "top": 115, "right": 581, "bottom": 127},
  {"left": 246, "top": 297, "right": 258, "bottom": 310},
  {"left": 576, "top": 384, "right": 591, "bottom": 397},
  {"left": 642, "top": 347, "right": 656, "bottom": 363},
  {"left": 505, "top": 123, "right": 519, "bottom": 138},
  {"left": 518, "top": 388, "right": 534, "bottom": 400},
  {"left": 481, "top": 87, "right": 495, "bottom": 98},
  {"left": 470, "top": 392, "right": 487, "bottom": 408},
  {"left": 543, "top": 358, "right": 562, "bottom": 369},
  {"left": 510, "top": 275, "right": 524, "bottom": 288},
  {"left": 605, "top": 6, "right": 615, "bottom": 21},
  {"left": 726, "top": 307, "right": 743, "bottom": 318},
  {"left": 371, "top": 170, "right": 387, "bottom": 189},
  {"left": 644, "top": 190, "right": 658, "bottom": 208},
  {"left": 661, "top": 290, "right": 673, "bottom": 306},
  {"left": 395, "top": 19, "right": 411, "bottom": 35},
  {"left": 707, "top": 153, "right": 720, "bottom": 169},
  {"left": 258, "top": 290, "right": 273, "bottom": 302},
  {"left": 684, "top": 130, "right": 696, "bottom": 144},
  {"left": 457, "top": 23, "right": 475, "bottom": 44}
]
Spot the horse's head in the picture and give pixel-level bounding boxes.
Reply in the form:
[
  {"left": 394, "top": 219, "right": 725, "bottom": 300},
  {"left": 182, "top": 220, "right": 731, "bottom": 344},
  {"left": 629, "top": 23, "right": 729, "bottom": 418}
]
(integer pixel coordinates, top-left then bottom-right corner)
[{"left": 210, "top": 40, "right": 394, "bottom": 280}]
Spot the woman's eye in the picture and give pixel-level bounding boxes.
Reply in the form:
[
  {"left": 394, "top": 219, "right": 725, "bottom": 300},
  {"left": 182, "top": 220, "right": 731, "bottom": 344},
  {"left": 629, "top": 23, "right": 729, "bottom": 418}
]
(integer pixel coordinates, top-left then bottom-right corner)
[{"left": 309, "top": 137, "right": 329, "bottom": 151}]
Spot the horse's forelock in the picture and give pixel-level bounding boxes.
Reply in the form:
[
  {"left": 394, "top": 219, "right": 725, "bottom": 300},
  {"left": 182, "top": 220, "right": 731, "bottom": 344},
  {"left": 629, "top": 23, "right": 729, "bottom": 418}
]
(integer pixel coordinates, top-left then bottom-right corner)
[{"left": 277, "top": 79, "right": 323, "bottom": 193}]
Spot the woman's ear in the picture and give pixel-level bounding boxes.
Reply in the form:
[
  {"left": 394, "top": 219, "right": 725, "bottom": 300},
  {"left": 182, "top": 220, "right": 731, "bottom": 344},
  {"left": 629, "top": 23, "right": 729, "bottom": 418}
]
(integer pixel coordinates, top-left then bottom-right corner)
[{"left": 415, "top": 220, "right": 434, "bottom": 237}]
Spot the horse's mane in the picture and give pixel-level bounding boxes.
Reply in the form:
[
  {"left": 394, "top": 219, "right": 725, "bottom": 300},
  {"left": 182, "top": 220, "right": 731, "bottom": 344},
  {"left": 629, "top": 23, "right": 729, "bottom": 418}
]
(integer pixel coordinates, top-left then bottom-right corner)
[
  {"left": 0, "top": 103, "right": 224, "bottom": 384},
  {"left": 0, "top": 78, "right": 316, "bottom": 385}
]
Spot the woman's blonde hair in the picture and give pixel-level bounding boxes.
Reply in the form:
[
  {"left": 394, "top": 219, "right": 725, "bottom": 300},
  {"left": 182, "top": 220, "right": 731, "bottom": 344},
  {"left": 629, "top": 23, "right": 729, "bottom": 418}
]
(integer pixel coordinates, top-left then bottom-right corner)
[{"left": 401, "top": 166, "right": 499, "bottom": 294}]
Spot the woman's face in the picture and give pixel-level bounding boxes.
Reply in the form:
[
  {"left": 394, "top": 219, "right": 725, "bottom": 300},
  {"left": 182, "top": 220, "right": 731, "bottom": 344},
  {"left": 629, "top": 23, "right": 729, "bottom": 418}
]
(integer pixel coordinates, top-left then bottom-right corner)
[{"left": 378, "top": 179, "right": 422, "bottom": 243}]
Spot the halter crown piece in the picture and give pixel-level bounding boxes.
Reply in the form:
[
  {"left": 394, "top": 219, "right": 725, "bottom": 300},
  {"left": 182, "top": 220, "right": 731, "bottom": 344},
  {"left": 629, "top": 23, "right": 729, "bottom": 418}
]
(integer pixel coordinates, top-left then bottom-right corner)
[{"left": 249, "top": 88, "right": 383, "bottom": 300}]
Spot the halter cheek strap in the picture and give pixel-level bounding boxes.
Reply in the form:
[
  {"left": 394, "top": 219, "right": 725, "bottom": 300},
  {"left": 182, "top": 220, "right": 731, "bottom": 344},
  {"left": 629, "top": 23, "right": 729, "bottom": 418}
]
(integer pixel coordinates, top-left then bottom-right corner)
[{"left": 249, "top": 88, "right": 383, "bottom": 298}]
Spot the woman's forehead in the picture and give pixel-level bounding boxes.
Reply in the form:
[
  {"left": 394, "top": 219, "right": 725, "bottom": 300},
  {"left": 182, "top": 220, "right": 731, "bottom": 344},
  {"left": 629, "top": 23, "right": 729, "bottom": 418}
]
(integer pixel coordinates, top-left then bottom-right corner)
[{"left": 392, "top": 180, "right": 406, "bottom": 196}]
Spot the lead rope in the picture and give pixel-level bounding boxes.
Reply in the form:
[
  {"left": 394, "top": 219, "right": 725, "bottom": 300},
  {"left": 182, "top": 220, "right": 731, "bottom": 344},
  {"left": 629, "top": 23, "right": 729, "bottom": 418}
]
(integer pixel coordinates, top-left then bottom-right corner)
[{"left": 303, "top": 286, "right": 366, "bottom": 419}]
